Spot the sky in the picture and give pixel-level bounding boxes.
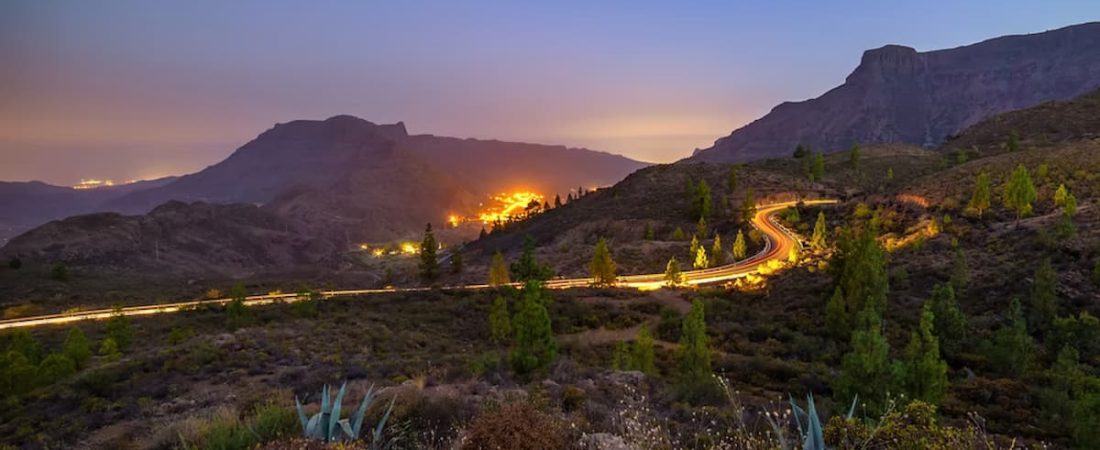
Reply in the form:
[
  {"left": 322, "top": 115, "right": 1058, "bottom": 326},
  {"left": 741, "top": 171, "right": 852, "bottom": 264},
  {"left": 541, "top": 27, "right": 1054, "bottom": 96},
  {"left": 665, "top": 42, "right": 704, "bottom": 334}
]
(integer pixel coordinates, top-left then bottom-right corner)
[{"left": 1, "top": 1, "right": 1098, "bottom": 185}]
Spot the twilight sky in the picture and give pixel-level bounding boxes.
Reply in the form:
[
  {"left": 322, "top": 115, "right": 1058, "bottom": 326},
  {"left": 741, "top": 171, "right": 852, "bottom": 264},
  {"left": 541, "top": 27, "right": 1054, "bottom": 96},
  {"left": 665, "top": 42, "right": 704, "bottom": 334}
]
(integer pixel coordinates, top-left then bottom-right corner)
[{"left": 1, "top": 1, "right": 1097, "bottom": 185}]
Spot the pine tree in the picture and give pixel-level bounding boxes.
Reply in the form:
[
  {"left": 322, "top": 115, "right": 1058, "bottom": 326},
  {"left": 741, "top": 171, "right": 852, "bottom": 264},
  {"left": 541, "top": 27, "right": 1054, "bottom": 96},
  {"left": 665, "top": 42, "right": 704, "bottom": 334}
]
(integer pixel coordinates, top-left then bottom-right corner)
[
  {"left": 63, "top": 327, "right": 92, "bottom": 370},
  {"left": 105, "top": 307, "right": 134, "bottom": 351},
  {"left": 710, "top": 234, "right": 725, "bottom": 267},
  {"left": 689, "top": 235, "right": 701, "bottom": 258},
  {"left": 732, "top": 229, "right": 747, "bottom": 260},
  {"left": 451, "top": 248, "right": 464, "bottom": 274},
  {"left": 678, "top": 299, "right": 711, "bottom": 382},
  {"left": 928, "top": 283, "right": 966, "bottom": 355},
  {"left": 589, "top": 237, "right": 617, "bottom": 287},
  {"left": 1030, "top": 258, "right": 1058, "bottom": 335},
  {"left": 554, "top": 194, "right": 562, "bottom": 208},
  {"left": 968, "top": 172, "right": 991, "bottom": 218},
  {"left": 664, "top": 257, "right": 684, "bottom": 287},
  {"left": 489, "top": 296, "right": 511, "bottom": 344},
  {"left": 8, "top": 329, "right": 42, "bottom": 364},
  {"left": 727, "top": 166, "right": 738, "bottom": 193},
  {"left": 671, "top": 227, "right": 686, "bottom": 241},
  {"left": 1003, "top": 164, "right": 1037, "bottom": 222},
  {"left": 849, "top": 143, "right": 861, "bottom": 172},
  {"left": 632, "top": 325, "right": 657, "bottom": 375},
  {"left": 836, "top": 311, "right": 898, "bottom": 416},
  {"left": 812, "top": 152, "right": 825, "bottom": 181},
  {"left": 479, "top": 227, "right": 488, "bottom": 240},
  {"left": 38, "top": 353, "right": 76, "bottom": 384},
  {"left": 488, "top": 251, "right": 511, "bottom": 286},
  {"left": 988, "top": 297, "right": 1033, "bottom": 375},
  {"left": 510, "top": 281, "right": 557, "bottom": 375},
  {"left": 825, "top": 287, "right": 849, "bottom": 339},
  {"left": 643, "top": 223, "right": 655, "bottom": 240},
  {"left": 793, "top": 144, "right": 809, "bottom": 158},
  {"left": 1006, "top": 129, "right": 1020, "bottom": 152},
  {"left": 740, "top": 188, "right": 757, "bottom": 222},
  {"left": 811, "top": 212, "right": 827, "bottom": 251},
  {"left": 835, "top": 226, "right": 890, "bottom": 321},
  {"left": 903, "top": 302, "right": 949, "bottom": 406},
  {"left": 1064, "top": 192, "right": 1078, "bottom": 218},
  {"left": 611, "top": 341, "right": 629, "bottom": 370},
  {"left": 511, "top": 236, "right": 552, "bottom": 282},
  {"left": 0, "top": 350, "right": 36, "bottom": 395},
  {"left": 886, "top": 167, "right": 894, "bottom": 181},
  {"left": 691, "top": 179, "right": 712, "bottom": 221},
  {"left": 99, "top": 337, "right": 121, "bottom": 361},
  {"left": 1054, "top": 184, "right": 1070, "bottom": 207},
  {"left": 695, "top": 216, "right": 708, "bottom": 238},
  {"left": 419, "top": 223, "right": 440, "bottom": 281},
  {"left": 693, "top": 245, "right": 708, "bottom": 269},
  {"left": 949, "top": 248, "right": 969, "bottom": 293}
]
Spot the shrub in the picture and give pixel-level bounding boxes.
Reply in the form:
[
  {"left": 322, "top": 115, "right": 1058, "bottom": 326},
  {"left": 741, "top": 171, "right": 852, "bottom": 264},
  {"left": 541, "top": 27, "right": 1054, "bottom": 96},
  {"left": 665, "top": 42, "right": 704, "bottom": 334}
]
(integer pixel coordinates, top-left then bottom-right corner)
[{"left": 460, "top": 402, "right": 568, "bottom": 450}]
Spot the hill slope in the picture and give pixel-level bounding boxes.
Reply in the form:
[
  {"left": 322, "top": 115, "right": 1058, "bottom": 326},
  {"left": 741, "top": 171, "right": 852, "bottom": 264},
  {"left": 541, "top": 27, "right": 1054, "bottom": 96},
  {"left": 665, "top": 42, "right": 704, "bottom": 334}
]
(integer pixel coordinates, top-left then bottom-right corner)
[{"left": 692, "top": 22, "right": 1100, "bottom": 163}]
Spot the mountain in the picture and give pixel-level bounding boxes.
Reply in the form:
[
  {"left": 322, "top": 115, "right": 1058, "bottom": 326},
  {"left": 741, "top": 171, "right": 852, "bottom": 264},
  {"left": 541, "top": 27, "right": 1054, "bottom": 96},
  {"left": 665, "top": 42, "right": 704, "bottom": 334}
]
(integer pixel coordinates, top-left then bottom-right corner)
[
  {"left": 691, "top": 22, "right": 1100, "bottom": 163},
  {"left": 0, "top": 177, "right": 177, "bottom": 245},
  {"left": 942, "top": 86, "right": 1100, "bottom": 155},
  {"left": 0, "top": 201, "right": 334, "bottom": 276}
]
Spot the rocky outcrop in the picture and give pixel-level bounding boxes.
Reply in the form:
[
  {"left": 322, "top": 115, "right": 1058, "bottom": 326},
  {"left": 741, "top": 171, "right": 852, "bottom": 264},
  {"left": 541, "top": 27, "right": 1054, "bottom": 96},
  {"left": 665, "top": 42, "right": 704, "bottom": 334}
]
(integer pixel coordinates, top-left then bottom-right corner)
[{"left": 692, "top": 22, "right": 1100, "bottom": 163}]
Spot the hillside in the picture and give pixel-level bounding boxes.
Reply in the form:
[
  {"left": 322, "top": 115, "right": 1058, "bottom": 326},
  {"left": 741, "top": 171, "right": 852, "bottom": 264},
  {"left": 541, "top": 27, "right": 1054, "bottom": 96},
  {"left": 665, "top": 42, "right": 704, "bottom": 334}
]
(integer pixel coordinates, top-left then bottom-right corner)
[
  {"left": 691, "top": 22, "right": 1100, "bottom": 163},
  {"left": 941, "top": 87, "right": 1100, "bottom": 156}
]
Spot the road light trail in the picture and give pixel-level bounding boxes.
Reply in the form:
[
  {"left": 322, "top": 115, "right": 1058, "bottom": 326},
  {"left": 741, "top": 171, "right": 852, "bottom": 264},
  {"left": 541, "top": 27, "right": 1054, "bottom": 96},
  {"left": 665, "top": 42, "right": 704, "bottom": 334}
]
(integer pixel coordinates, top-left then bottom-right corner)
[{"left": 0, "top": 199, "right": 836, "bottom": 330}]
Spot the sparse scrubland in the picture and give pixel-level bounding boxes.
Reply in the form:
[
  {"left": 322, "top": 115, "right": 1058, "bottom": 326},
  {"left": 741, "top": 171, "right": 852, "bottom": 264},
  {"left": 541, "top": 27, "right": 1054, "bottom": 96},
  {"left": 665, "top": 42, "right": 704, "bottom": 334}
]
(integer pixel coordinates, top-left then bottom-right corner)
[{"left": 4, "top": 90, "right": 1100, "bottom": 449}]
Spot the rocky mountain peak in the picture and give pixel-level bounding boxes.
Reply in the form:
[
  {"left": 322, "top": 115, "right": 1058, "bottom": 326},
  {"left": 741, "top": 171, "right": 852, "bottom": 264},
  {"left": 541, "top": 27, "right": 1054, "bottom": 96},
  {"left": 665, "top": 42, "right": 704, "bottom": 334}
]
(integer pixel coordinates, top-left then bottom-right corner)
[{"left": 847, "top": 44, "right": 921, "bottom": 83}]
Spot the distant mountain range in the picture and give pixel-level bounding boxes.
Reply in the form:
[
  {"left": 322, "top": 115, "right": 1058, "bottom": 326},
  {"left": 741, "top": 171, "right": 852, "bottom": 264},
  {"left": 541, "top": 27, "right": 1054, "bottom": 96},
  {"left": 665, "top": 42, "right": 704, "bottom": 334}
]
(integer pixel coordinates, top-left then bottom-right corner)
[{"left": 691, "top": 22, "right": 1100, "bottom": 163}]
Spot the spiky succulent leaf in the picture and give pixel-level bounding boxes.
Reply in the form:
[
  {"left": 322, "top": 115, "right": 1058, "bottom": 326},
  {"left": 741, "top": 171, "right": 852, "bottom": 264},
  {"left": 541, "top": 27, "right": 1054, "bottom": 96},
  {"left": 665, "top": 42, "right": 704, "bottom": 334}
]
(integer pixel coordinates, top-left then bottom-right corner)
[
  {"left": 372, "top": 396, "right": 397, "bottom": 446},
  {"left": 803, "top": 394, "right": 825, "bottom": 450},
  {"left": 846, "top": 394, "right": 859, "bottom": 419},
  {"left": 319, "top": 384, "right": 332, "bottom": 438},
  {"left": 789, "top": 394, "right": 807, "bottom": 437},
  {"left": 305, "top": 413, "right": 323, "bottom": 439},
  {"left": 295, "top": 396, "right": 309, "bottom": 433},
  {"left": 329, "top": 382, "right": 348, "bottom": 441},
  {"left": 350, "top": 384, "right": 377, "bottom": 438}
]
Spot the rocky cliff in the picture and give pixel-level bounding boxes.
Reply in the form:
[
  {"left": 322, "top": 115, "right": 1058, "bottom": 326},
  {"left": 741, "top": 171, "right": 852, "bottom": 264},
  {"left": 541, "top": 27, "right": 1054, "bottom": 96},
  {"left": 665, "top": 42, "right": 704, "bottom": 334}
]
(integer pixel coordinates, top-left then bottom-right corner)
[{"left": 691, "top": 22, "right": 1100, "bottom": 163}]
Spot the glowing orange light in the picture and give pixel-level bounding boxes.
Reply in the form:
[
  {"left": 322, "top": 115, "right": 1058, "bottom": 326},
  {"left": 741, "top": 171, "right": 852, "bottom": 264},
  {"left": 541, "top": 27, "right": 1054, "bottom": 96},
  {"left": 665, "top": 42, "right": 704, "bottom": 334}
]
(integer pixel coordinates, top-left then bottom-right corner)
[
  {"left": 447, "top": 215, "right": 461, "bottom": 228},
  {"left": 72, "top": 179, "right": 116, "bottom": 190},
  {"left": 401, "top": 242, "right": 418, "bottom": 255},
  {"left": 477, "top": 191, "right": 544, "bottom": 224}
]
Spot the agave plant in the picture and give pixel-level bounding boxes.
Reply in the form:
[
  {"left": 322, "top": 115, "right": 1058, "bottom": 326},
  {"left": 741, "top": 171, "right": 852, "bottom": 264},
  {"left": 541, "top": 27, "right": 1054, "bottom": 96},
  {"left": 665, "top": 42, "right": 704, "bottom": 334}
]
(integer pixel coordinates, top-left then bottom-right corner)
[
  {"left": 786, "top": 393, "right": 858, "bottom": 450},
  {"left": 295, "top": 381, "right": 396, "bottom": 445}
]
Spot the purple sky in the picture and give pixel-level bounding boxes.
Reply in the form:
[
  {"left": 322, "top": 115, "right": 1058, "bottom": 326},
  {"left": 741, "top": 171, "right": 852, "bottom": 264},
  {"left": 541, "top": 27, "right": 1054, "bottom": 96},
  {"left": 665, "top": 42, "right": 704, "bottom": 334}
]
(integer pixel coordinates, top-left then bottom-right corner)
[{"left": 2, "top": 1, "right": 1098, "bottom": 185}]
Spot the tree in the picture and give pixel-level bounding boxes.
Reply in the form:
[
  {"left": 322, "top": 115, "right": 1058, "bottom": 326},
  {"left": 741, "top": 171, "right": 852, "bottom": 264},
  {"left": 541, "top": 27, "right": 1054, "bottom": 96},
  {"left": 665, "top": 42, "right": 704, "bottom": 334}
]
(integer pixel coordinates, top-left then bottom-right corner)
[
  {"left": 903, "top": 302, "right": 949, "bottom": 406},
  {"left": 1054, "top": 184, "right": 1070, "bottom": 207},
  {"left": 63, "top": 327, "right": 92, "bottom": 370},
  {"left": 1002, "top": 164, "right": 1037, "bottom": 222},
  {"left": 691, "top": 179, "right": 712, "bottom": 222},
  {"left": 554, "top": 194, "right": 562, "bottom": 208},
  {"left": 671, "top": 227, "right": 686, "bottom": 241},
  {"left": 678, "top": 299, "right": 711, "bottom": 382},
  {"left": 949, "top": 248, "right": 969, "bottom": 293},
  {"left": 811, "top": 212, "right": 827, "bottom": 251},
  {"left": 1006, "top": 129, "right": 1020, "bottom": 152},
  {"left": 225, "top": 286, "right": 252, "bottom": 331},
  {"left": 479, "top": 227, "right": 488, "bottom": 240},
  {"left": 419, "top": 223, "right": 440, "bottom": 281},
  {"left": 1030, "top": 258, "right": 1058, "bottom": 336},
  {"left": 812, "top": 152, "right": 825, "bottom": 181},
  {"left": 834, "top": 226, "right": 890, "bottom": 329},
  {"left": 689, "top": 235, "right": 701, "bottom": 258},
  {"left": 988, "top": 297, "right": 1033, "bottom": 375},
  {"left": 9, "top": 329, "right": 42, "bottom": 364},
  {"left": 589, "top": 237, "right": 617, "bottom": 287},
  {"left": 38, "top": 353, "right": 76, "bottom": 385},
  {"left": 693, "top": 245, "right": 708, "bottom": 269},
  {"left": 740, "top": 188, "right": 757, "bottom": 222},
  {"left": 836, "top": 311, "right": 899, "bottom": 416},
  {"left": 50, "top": 263, "right": 69, "bottom": 281},
  {"left": 511, "top": 236, "right": 553, "bottom": 282},
  {"left": 451, "top": 248, "right": 464, "bottom": 274},
  {"left": 1064, "top": 192, "right": 1078, "bottom": 218},
  {"left": 99, "top": 337, "right": 121, "bottom": 361},
  {"left": 886, "top": 167, "right": 894, "bottom": 181},
  {"left": 849, "top": 143, "right": 861, "bottom": 172},
  {"left": 726, "top": 166, "right": 738, "bottom": 193},
  {"left": 710, "top": 234, "right": 725, "bottom": 267},
  {"left": 968, "top": 172, "right": 991, "bottom": 218},
  {"left": 0, "top": 350, "right": 36, "bottom": 395},
  {"left": 928, "top": 283, "right": 966, "bottom": 355},
  {"left": 488, "top": 251, "right": 511, "bottom": 286},
  {"left": 489, "top": 296, "right": 511, "bottom": 345},
  {"left": 793, "top": 144, "right": 809, "bottom": 159},
  {"left": 510, "top": 281, "right": 557, "bottom": 375},
  {"left": 664, "top": 257, "right": 684, "bottom": 287},
  {"left": 611, "top": 341, "right": 630, "bottom": 370},
  {"left": 825, "top": 287, "right": 848, "bottom": 339},
  {"left": 643, "top": 223, "right": 655, "bottom": 240},
  {"left": 732, "top": 229, "right": 747, "bottom": 260},
  {"left": 632, "top": 325, "right": 657, "bottom": 375},
  {"left": 695, "top": 216, "right": 708, "bottom": 238},
  {"left": 105, "top": 307, "right": 134, "bottom": 351}
]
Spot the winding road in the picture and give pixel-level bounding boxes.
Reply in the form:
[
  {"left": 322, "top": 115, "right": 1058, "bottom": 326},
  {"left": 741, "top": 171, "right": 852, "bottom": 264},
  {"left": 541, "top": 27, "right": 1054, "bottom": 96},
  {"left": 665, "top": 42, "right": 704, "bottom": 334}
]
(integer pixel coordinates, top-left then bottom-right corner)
[{"left": 0, "top": 199, "right": 835, "bottom": 330}]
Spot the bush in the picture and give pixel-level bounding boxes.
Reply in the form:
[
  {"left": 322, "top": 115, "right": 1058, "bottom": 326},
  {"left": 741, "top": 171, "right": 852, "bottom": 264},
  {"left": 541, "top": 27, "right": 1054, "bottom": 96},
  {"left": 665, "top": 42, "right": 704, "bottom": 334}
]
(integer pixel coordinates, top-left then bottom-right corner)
[
  {"left": 49, "top": 263, "right": 68, "bottom": 281},
  {"left": 461, "top": 402, "right": 569, "bottom": 450}
]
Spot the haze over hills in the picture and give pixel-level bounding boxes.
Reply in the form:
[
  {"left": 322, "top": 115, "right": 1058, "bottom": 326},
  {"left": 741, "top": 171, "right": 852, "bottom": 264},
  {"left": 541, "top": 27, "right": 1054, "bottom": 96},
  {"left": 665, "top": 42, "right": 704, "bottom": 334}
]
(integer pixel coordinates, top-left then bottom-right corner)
[{"left": 691, "top": 22, "right": 1100, "bottom": 163}]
